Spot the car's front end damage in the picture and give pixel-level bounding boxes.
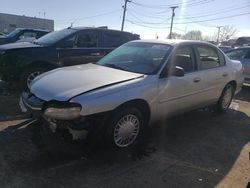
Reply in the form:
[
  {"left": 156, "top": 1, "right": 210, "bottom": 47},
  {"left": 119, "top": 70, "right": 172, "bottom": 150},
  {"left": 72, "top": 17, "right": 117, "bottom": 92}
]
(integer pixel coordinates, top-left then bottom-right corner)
[
  {"left": 19, "top": 63, "right": 147, "bottom": 141},
  {"left": 20, "top": 90, "right": 110, "bottom": 140}
]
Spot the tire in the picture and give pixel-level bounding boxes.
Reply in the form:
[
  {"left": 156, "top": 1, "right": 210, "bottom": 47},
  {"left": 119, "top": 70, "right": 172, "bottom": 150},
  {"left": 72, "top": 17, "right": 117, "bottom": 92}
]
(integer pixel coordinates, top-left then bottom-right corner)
[
  {"left": 20, "top": 66, "right": 50, "bottom": 90},
  {"left": 104, "top": 107, "right": 145, "bottom": 148},
  {"left": 215, "top": 84, "right": 235, "bottom": 112}
]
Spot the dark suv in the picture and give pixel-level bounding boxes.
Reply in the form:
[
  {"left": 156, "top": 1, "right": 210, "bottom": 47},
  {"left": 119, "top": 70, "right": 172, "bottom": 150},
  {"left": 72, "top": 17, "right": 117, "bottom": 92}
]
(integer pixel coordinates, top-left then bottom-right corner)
[
  {"left": 0, "top": 27, "right": 140, "bottom": 88},
  {"left": 0, "top": 28, "right": 50, "bottom": 45}
]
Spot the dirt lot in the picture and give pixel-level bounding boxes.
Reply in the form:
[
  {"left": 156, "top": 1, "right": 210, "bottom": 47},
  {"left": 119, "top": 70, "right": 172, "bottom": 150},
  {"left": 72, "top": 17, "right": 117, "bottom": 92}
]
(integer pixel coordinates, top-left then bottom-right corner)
[{"left": 0, "top": 87, "right": 249, "bottom": 188}]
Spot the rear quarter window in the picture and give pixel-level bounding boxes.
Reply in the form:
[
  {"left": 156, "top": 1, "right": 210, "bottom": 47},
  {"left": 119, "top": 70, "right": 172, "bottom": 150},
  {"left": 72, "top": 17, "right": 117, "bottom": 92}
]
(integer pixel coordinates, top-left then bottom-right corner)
[{"left": 103, "top": 32, "right": 130, "bottom": 47}]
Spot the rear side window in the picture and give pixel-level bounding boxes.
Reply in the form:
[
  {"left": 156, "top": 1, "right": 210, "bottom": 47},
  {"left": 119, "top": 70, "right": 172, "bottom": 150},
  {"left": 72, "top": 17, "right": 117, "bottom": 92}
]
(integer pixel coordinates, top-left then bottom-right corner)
[
  {"left": 76, "top": 32, "right": 98, "bottom": 47},
  {"left": 197, "top": 46, "right": 220, "bottom": 70},
  {"left": 103, "top": 32, "right": 129, "bottom": 47}
]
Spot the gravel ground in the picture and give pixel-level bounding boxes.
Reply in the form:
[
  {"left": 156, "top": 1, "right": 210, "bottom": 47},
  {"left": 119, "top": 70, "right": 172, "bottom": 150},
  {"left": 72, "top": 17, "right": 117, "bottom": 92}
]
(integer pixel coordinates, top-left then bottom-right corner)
[{"left": 0, "top": 86, "right": 249, "bottom": 188}]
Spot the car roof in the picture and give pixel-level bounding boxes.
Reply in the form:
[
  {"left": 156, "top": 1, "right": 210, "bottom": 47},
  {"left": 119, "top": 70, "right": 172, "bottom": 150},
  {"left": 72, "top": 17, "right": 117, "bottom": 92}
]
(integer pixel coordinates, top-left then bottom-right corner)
[
  {"left": 235, "top": 47, "right": 250, "bottom": 49},
  {"left": 129, "top": 39, "right": 217, "bottom": 47},
  {"left": 68, "top": 27, "right": 139, "bottom": 36},
  {"left": 226, "top": 47, "right": 250, "bottom": 52},
  {"left": 15, "top": 28, "right": 51, "bottom": 32}
]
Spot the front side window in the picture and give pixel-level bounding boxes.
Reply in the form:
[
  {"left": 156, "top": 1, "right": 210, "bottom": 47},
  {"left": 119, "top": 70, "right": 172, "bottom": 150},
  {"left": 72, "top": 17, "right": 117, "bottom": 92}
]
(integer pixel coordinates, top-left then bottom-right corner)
[
  {"left": 35, "top": 28, "right": 77, "bottom": 46},
  {"left": 19, "top": 32, "right": 37, "bottom": 39},
  {"left": 76, "top": 32, "right": 98, "bottom": 47},
  {"left": 97, "top": 42, "right": 171, "bottom": 74},
  {"left": 172, "top": 46, "right": 195, "bottom": 73},
  {"left": 197, "top": 46, "right": 220, "bottom": 70}
]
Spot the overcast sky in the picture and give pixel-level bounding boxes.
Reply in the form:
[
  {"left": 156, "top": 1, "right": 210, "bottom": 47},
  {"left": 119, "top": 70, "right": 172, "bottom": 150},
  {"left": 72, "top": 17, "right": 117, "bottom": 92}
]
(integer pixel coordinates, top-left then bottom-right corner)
[{"left": 1, "top": 0, "right": 250, "bottom": 39}]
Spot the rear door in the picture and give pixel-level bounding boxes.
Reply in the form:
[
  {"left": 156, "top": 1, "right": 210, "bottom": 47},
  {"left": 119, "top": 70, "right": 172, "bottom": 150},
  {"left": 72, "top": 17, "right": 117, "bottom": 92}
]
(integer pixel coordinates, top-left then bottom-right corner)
[
  {"left": 194, "top": 45, "right": 228, "bottom": 104},
  {"left": 57, "top": 30, "right": 103, "bottom": 66},
  {"left": 158, "top": 45, "right": 208, "bottom": 116}
]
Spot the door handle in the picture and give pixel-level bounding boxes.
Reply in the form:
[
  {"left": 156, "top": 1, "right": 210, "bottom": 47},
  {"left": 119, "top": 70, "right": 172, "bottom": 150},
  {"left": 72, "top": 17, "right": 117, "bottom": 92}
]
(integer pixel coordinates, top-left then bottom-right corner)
[
  {"left": 193, "top": 77, "right": 201, "bottom": 83},
  {"left": 91, "top": 52, "right": 101, "bottom": 56},
  {"left": 222, "top": 72, "right": 228, "bottom": 77}
]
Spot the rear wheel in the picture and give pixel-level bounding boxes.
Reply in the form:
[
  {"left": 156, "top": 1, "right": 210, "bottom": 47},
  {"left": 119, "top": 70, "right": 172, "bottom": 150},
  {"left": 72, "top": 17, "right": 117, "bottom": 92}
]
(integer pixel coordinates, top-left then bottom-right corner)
[
  {"left": 105, "top": 107, "right": 144, "bottom": 148},
  {"left": 215, "top": 84, "right": 235, "bottom": 112}
]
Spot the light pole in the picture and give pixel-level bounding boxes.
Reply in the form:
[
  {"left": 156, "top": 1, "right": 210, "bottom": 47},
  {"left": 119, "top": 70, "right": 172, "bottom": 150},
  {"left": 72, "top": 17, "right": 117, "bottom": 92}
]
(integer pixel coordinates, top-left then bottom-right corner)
[
  {"left": 169, "top": 6, "right": 178, "bottom": 39},
  {"left": 121, "top": 0, "right": 131, "bottom": 31},
  {"left": 216, "top": 26, "right": 223, "bottom": 44}
]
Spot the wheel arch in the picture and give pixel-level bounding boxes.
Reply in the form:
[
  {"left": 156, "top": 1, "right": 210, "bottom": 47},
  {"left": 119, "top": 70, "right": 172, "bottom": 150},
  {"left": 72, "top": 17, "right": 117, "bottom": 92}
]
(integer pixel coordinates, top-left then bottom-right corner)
[
  {"left": 25, "top": 60, "right": 57, "bottom": 70},
  {"left": 226, "top": 80, "right": 237, "bottom": 91},
  {"left": 114, "top": 99, "right": 151, "bottom": 125}
]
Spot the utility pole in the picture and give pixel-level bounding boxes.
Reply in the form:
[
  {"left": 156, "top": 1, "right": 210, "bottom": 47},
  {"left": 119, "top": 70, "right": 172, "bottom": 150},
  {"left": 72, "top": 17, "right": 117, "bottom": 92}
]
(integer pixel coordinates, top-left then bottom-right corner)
[
  {"left": 121, "top": 0, "right": 131, "bottom": 31},
  {"left": 216, "top": 26, "right": 223, "bottom": 44},
  {"left": 169, "top": 6, "right": 178, "bottom": 39}
]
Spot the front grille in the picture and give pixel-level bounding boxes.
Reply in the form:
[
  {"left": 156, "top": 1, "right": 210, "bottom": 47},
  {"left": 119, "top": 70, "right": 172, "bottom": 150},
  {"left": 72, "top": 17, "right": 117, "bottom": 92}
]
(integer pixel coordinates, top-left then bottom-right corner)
[{"left": 22, "top": 91, "right": 45, "bottom": 111}]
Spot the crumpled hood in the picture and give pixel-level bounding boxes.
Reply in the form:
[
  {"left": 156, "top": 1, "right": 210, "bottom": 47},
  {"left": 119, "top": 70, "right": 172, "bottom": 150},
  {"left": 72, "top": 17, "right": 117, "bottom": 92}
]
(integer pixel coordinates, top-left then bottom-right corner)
[
  {"left": 0, "top": 42, "right": 41, "bottom": 50},
  {"left": 31, "top": 63, "right": 143, "bottom": 101}
]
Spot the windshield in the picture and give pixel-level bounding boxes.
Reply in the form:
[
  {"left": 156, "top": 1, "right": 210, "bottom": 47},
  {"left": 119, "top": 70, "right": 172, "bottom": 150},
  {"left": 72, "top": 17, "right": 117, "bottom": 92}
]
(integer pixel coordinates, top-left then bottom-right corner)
[
  {"left": 35, "top": 28, "right": 77, "bottom": 45},
  {"left": 6, "top": 29, "right": 22, "bottom": 37},
  {"left": 226, "top": 49, "right": 248, "bottom": 59},
  {"left": 97, "top": 42, "right": 171, "bottom": 74}
]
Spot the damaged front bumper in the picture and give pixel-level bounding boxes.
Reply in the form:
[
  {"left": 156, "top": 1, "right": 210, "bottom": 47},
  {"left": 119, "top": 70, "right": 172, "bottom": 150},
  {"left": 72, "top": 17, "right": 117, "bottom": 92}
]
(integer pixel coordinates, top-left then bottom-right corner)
[{"left": 19, "top": 91, "right": 93, "bottom": 140}]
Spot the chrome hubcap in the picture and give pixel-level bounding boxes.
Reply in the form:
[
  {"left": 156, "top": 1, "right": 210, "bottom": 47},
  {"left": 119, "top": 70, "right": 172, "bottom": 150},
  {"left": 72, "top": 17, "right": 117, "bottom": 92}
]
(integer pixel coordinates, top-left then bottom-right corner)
[
  {"left": 27, "top": 71, "right": 43, "bottom": 88},
  {"left": 113, "top": 114, "right": 140, "bottom": 147},
  {"left": 222, "top": 87, "right": 232, "bottom": 109}
]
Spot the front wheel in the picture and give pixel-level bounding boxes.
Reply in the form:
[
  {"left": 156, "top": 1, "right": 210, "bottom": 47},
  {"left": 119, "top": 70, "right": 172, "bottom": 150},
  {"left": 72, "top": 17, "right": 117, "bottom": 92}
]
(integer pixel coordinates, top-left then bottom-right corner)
[
  {"left": 215, "top": 84, "right": 235, "bottom": 112},
  {"left": 105, "top": 107, "right": 144, "bottom": 148}
]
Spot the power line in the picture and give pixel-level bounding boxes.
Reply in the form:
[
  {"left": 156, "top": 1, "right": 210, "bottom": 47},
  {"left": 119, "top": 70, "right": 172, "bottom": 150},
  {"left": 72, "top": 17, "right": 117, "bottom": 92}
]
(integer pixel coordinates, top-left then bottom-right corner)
[
  {"left": 130, "top": 0, "right": 213, "bottom": 9},
  {"left": 55, "top": 9, "right": 122, "bottom": 22},
  {"left": 128, "top": 7, "right": 171, "bottom": 19},
  {"left": 127, "top": 2, "right": 250, "bottom": 29},
  {"left": 127, "top": 12, "right": 250, "bottom": 28},
  {"left": 127, "top": 10, "right": 171, "bottom": 25},
  {"left": 174, "top": 12, "right": 250, "bottom": 24},
  {"left": 177, "top": 1, "right": 250, "bottom": 18},
  {"left": 126, "top": 19, "right": 170, "bottom": 29},
  {"left": 175, "top": 4, "right": 250, "bottom": 19}
]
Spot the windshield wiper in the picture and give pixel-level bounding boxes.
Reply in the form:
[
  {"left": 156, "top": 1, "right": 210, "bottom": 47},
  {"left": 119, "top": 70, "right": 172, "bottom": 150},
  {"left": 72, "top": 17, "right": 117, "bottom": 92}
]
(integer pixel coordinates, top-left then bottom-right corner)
[{"left": 105, "top": 63, "right": 126, "bottom": 71}]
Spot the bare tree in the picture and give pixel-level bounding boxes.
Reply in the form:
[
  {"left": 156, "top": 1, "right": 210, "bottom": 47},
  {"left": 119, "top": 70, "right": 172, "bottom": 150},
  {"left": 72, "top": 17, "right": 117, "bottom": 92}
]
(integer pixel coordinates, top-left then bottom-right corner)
[
  {"left": 167, "top": 32, "right": 182, "bottom": 39},
  {"left": 219, "top": 25, "right": 238, "bottom": 42},
  {"left": 182, "top": 30, "right": 203, "bottom": 40}
]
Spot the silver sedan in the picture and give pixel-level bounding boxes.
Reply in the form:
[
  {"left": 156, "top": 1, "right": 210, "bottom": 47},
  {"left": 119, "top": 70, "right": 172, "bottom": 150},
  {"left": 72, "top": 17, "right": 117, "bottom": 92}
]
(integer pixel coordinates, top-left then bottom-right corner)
[
  {"left": 20, "top": 40, "right": 244, "bottom": 148},
  {"left": 225, "top": 47, "right": 250, "bottom": 84}
]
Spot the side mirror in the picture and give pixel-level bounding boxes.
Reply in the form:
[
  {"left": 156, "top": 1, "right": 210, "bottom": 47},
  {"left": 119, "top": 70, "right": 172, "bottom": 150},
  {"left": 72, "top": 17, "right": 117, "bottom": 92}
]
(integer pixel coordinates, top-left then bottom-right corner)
[{"left": 171, "top": 66, "right": 185, "bottom": 77}]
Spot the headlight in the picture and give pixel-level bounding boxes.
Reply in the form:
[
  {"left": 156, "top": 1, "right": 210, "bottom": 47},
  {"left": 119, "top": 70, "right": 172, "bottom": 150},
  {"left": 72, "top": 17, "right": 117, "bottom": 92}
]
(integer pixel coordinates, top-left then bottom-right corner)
[{"left": 44, "top": 102, "right": 81, "bottom": 120}]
